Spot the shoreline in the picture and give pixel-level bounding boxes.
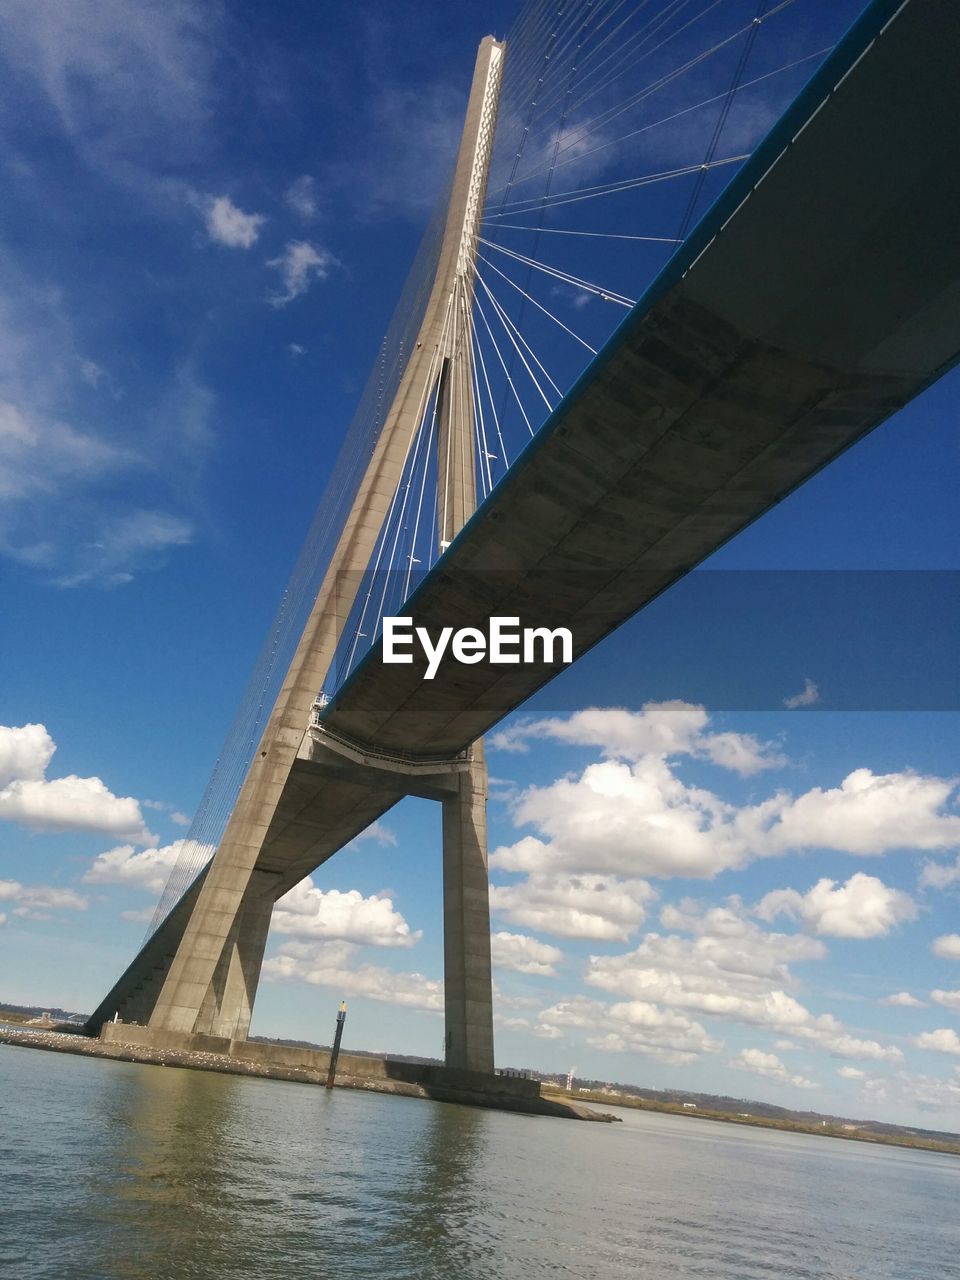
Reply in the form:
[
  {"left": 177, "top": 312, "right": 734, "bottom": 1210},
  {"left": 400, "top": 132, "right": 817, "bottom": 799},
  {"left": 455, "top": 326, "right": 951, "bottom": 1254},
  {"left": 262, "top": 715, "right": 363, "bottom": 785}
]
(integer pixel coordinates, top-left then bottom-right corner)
[
  {"left": 0, "top": 1027, "right": 615, "bottom": 1122},
  {"left": 541, "top": 1086, "right": 960, "bottom": 1157}
]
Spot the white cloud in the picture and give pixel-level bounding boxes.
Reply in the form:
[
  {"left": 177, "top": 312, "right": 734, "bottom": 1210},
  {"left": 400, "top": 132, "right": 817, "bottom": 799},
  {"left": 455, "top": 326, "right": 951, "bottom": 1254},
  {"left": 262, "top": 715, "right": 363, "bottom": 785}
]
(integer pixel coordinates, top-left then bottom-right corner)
[
  {"left": 350, "top": 820, "right": 396, "bottom": 848},
  {"left": 933, "top": 934, "right": 960, "bottom": 960},
  {"left": 495, "top": 1014, "right": 532, "bottom": 1032},
  {"left": 930, "top": 990, "right": 960, "bottom": 1012},
  {"left": 490, "top": 872, "right": 654, "bottom": 941},
  {"left": 755, "top": 770, "right": 960, "bottom": 857},
  {"left": 0, "top": 723, "right": 150, "bottom": 841},
  {"left": 0, "top": 723, "right": 54, "bottom": 787},
  {"left": 490, "top": 931, "right": 563, "bottom": 976},
  {"left": 536, "top": 995, "right": 720, "bottom": 1065},
  {"left": 267, "top": 240, "right": 336, "bottom": 307},
  {"left": 54, "top": 508, "right": 193, "bottom": 588},
  {"left": 264, "top": 940, "right": 442, "bottom": 1012},
  {"left": 204, "top": 195, "right": 265, "bottom": 249},
  {"left": 120, "top": 907, "right": 156, "bottom": 924},
  {"left": 920, "top": 856, "right": 960, "bottom": 890},
  {"left": 585, "top": 904, "right": 900, "bottom": 1063},
  {"left": 0, "top": 0, "right": 217, "bottom": 175},
  {"left": 735, "top": 1048, "right": 816, "bottom": 1089},
  {"left": 0, "top": 399, "right": 127, "bottom": 503},
  {"left": 492, "top": 751, "right": 960, "bottom": 886},
  {"left": 170, "top": 811, "right": 191, "bottom": 827},
  {"left": 84, "top": 840, "right": 193, "bottom": 896},
  {"left": 285, "top": 175, "right": 318, "bottom": 220},
  {"left": 838, "top": 1066, "right": 866, "bottom": 1080},
  {"left": 880, "top": 991, "right": 928, "bottom": 1008},
  {"left": 0, "top": 879, "right": 88, "bottom": 917},
  {"left": 755, "top": 874, "right": 917, "bottom": 939},
  {"left": 490, "top": 703, "right": 785, "bottom": 776},
  {"left": 914, "top": 1028, "right": 960, "bottom": 1056},
  {"left": 490, "top": 756, "right": 747, "bottom": 881},
  {"left": 271, "top": 877, "right": 419, "bottom": 948},
  {"left": 784, "top": 678, "right": 820, "bottom": 709}
]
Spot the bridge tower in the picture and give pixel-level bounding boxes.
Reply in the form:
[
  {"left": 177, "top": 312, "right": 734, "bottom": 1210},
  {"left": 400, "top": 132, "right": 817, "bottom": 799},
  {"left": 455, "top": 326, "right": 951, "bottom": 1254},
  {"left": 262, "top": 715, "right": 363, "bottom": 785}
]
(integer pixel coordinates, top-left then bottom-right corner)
[{"left": 92, "top": 37, "right": 506, "bottom": 1074}]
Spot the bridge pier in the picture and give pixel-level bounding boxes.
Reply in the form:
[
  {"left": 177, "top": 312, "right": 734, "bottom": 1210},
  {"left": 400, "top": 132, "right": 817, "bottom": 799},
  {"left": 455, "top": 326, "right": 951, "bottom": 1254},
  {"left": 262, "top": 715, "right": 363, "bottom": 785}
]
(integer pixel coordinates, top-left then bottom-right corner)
[
  {"left": 442, "top": 745, "right": 494, "bottom": 1073},
  {"left": 194, "top": 873, "right": 275, "bottom": 1041}
]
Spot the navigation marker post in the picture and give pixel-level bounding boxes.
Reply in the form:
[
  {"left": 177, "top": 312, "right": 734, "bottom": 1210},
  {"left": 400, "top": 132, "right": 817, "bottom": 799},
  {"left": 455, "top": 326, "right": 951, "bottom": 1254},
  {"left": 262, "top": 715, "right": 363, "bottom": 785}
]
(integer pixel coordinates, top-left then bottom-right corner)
[{"left": 325, "top": 1001, "right": 347, "bottom": 1090}]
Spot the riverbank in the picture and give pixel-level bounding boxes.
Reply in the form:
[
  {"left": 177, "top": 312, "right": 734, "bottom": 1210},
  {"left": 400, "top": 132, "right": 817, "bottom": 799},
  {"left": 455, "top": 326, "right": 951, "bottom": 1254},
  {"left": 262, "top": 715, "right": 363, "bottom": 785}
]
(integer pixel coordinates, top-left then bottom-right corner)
[
  {"left": 0, "top": 1026, "right": 615, "bottom": 1122},
  {"left": 541, "top": 1084, "right": 960, "bottom": 1156}
]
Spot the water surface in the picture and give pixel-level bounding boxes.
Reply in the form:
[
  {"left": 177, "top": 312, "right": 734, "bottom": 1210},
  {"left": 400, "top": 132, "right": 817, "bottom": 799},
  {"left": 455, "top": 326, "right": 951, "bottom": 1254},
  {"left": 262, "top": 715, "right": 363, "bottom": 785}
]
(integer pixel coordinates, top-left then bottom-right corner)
[{"left": 1, "top": 1043, "right": 957, "bottom": 1279}]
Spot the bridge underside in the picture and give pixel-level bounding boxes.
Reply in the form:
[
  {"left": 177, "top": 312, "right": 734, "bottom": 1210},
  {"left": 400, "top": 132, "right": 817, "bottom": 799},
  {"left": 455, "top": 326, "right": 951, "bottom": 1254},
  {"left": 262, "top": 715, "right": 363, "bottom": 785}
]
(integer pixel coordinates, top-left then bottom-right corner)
[{"left": 88, "top": 1, "right": 960, "bottom": 1046}]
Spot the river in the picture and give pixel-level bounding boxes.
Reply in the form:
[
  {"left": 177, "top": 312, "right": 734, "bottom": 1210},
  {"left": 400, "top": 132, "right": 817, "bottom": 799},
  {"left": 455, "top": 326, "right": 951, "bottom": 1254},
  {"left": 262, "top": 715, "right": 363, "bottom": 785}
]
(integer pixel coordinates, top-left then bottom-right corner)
[{"left": 1, "top": 1041, "right": 957, "bottom": 1279}]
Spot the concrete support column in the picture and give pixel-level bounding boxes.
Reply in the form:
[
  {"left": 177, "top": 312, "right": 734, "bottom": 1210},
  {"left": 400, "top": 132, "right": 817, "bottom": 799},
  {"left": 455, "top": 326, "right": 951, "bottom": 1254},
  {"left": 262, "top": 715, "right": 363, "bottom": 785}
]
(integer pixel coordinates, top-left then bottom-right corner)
[
  {"left": 442, "top": 741, "right": 494, "bottom": 1073},
  {"left": 193, "top": 872, "right": 275, "bottom": 1041}
]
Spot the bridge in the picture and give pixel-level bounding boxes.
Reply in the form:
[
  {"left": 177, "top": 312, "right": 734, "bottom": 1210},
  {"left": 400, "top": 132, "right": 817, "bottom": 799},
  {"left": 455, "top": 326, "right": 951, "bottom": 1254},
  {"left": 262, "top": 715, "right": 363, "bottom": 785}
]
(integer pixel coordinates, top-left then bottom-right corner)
[{"left": 88, "top": 0, "right": 960, "bottom": 1079}]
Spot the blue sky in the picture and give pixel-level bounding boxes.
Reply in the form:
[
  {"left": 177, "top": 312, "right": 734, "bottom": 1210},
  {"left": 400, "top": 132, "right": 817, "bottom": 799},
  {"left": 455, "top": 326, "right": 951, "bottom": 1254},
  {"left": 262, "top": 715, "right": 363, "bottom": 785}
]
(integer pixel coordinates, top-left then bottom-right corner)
[{"left": 1, "top": 0, "right": 959, "bottom": 1129}]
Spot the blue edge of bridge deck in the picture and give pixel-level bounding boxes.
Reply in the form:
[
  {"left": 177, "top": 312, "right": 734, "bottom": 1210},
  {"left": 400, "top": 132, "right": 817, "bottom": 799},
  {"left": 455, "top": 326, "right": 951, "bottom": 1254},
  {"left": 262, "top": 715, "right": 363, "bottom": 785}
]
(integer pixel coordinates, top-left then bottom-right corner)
[{"left": 322, "top": 0, "right": 921, "bottom": 723}]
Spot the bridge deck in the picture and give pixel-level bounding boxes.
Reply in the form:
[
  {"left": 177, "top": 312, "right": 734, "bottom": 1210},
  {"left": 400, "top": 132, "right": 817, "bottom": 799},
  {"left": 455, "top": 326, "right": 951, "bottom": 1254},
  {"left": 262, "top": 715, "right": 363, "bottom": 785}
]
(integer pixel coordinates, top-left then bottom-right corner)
[
  {"left": 90, "top": 0, "right": 960, "bottom": 1029},
  {"left": 255, "top": 0, "right": 960, "bottom": 890}
]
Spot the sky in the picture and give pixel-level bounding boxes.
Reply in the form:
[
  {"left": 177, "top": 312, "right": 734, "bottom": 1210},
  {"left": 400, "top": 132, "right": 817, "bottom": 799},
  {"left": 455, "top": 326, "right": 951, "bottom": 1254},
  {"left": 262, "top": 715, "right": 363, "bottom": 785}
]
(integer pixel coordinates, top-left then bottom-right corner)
[{"left": 1, "top": 0, "right": 959, "bottom": 1131}]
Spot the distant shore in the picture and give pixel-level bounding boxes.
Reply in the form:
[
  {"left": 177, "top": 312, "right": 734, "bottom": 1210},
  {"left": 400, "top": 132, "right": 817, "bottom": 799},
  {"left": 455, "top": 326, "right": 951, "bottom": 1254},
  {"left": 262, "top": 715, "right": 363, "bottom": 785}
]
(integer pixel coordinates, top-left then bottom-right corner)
[{"left": 541, "top": 1085, "right": 960, "bottom": 1156}]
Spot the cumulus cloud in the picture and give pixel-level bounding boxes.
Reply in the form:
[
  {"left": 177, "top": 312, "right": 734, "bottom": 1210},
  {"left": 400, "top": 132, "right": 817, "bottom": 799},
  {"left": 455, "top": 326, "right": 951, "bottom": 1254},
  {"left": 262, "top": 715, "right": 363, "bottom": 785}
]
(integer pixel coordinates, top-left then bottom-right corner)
[
  {"left": 490, "top": 872, "right": 654, "bottom": 941},
  {"left": 0, "top": 723, "right": 150, "bottom": 840},
  {"left": 490, "top": 756, "right": 746, "bottom": 882},
  {"left": 490, "top": 703, "right": 785, "bottom": 776},
  {"left": 490, "top": 931, "right": 563, "bottom": 976},
  {"left": 204, "top": 195, "right": 265, "bottom": 248},
  {"left": 0, "top": 722, "right": 54, "bottom": 787},
  {"left": 838, "top": 1066, "right": 866, "bottom": 1079},
  {"left": 585, "top": 903, "right": 900, "bottom": 1063},
  {"left": 880, "top": 991, "right": 927, "bottom": 1008},
  {"left": 933, "top": 934, "right": 960, "bottom": 960},
  {"left": 263, "top": 940, "right": 442, "bottom": 1012},
  {"left": 491, "top": 747, "right": 960, "bottom": 886},
  {"left": 755, "top": 874, "right": 917, "bottom": 939},
  {"left": 754, "top": 770, "right": 960, "bottom": 857},
  {"left": 267, "top": 240, "right": 336, "bottom": 307},
  {"left": 920, "top": 856, "right": 960, "bottom": 890},
  {"left": 914, "top": 1028, "right": 960, "bottom": 1056},
  {"left": 735, "top": 1047, "right": 816, "bottom": 1089},
  {"left": 536, "top": 995, "right": 720, "bottom": 1065},
  {"left": 271, "top": 877, "right": 419, "bottom": 948},
  {"left": 930, "top": 990, "right": 960, "bottom": 1012},
  {"left": 84, "top": 840, "right": 195, "bottom": 896},
  {"left": 0, "top": 879, "right": 88, "bottom": 918},
  {"left": 784, "top": 678, "right": 820, "bottom": 709}
]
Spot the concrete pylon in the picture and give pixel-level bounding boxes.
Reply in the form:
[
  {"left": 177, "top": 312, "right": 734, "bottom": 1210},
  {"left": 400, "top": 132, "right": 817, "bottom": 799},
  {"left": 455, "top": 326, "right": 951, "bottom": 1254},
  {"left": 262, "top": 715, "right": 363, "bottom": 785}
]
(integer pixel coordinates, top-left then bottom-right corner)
[{"left": 139, "top": 36, "right": 505, "bottom": 1071}]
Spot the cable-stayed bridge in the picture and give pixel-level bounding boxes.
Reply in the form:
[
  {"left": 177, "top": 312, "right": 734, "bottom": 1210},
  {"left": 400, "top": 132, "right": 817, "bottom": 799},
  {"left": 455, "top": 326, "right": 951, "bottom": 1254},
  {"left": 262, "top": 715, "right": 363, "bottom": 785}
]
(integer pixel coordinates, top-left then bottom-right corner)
[{"left": 88, "top": 0, "right": 960, "bottom": 1077}]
